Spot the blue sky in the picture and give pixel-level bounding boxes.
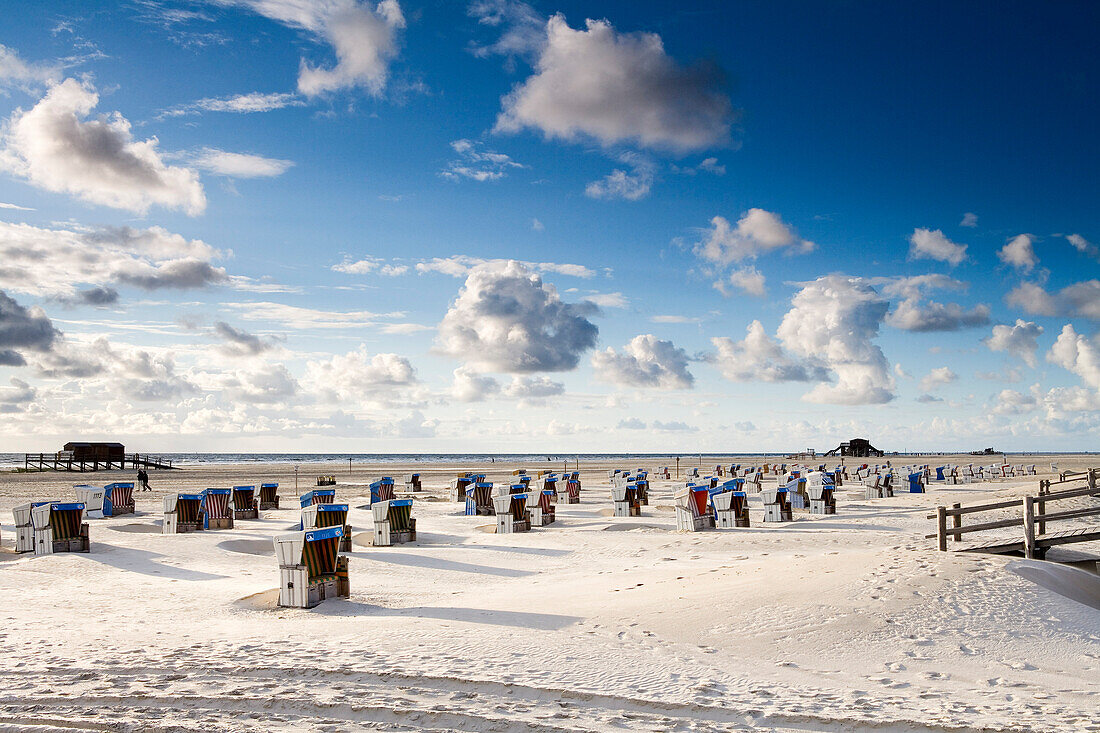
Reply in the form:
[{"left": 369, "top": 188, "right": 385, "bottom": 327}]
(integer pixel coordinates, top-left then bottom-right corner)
[{"left": 0, "top": 0, "right": 1097, "bottom": 452}]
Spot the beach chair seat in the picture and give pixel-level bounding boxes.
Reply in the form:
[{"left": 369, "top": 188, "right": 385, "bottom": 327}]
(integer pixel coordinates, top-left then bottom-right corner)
[
  {"left": 30, "top": 502, "right": 90, "bottom": 554},
  {"left": 13, "top": 502, "right": 52, "bottom": 553},
  {"left": 528, "top": 490, "right": 557, "bottom": 526},
  {"left": 808, "top": 483, "right": 836, "bottom": 515},
  {"left": 907, "top": 472, "right": 925, "bottom": 494},
  {"left": 163, "top": 494, "right": 205, "bottom": 534},
  {"left": 634, "top": 473, "right": 650, "bottom": 505},
  {"left": 370, "top": 499, "right": 416, "bottom": 546},
  {"left": 541, "top": 474, "right": 559, "bottom": 502},
  {"left": 786, "top": 477, "right": 808, "bottom": 510},
  {"left": 674, "top": 484, "right": 714, "bottom": 532},
  {"left": 301, "top": 503, "right": 352, "bottom": 551},
  {"left": 202, "top": 489, "right": 235, "bottom": 530},
  {"left": 231, "top": 485, "right": 259, "bottom": 520},
  {"left": 761, "top": 487, "right": 793, "bottom": 523},
  {"left": 274, "top": 526, "right": 349, "bottom": 608},
  {"left": 104, "top": 482, "right": 135, "bottom": 515},
  {"left": 611, "top": 480, "right": 641, "bottom": 517},
  {"left": 73, "top": 485, "right": 107, "bottom": 519},
  {"left": 300, "top": 489, "right": 337, "bottom": 508},
  {"left": 564, "top": 475, "right": 581, "bottom": 504},
  {"left": 258, "top": 483, "right": 280, "bottom": 510},
  {"left": 493, "top": 493, "right": 531, "bottom": 533},
  {"left": 403, "top": 473, "right": 422, "bottom": 492},
  {"left": 712, "top": 488, "right": 750, "bottom": 528},
  {"left": 368, "top": 478, "right": 394, "bottom": 504},
  {"left": 450, "top": 473, "right": 475, "bottom": 502},
  {"left": 465, "top": 482, "right": 495, "bottom": 515}
]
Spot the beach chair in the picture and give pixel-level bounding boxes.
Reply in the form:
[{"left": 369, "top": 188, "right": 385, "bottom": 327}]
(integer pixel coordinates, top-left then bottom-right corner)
[
  {"left": 687, "top": 467, "right": 700, "bottom": 479},
  {"left": 73, "top": 484, "right": 107, "bottom": 519},
  {"left": 655, "top": 466, "right": 671, "bottom": 480},
  {"left": 786, "top": 477, "right": 808, "bottom": 510},
  {"left": 13, "top": 502, "right": 52, "bottom": 552},
  {"left": 761, "top": 487, "right": 792, "bottom": 523},
  {"left": 541, "top": 473, "right": 559, "bottom": 502},
  {"left": 163, "top": 493, "right": 205, "bottom": 534},
  {"left": 512, "top": 469, "right": 528, "bottom": 477},
  {"left": 450, "top": 473, "right": 475, "bottom": 502},
  {"left": 232, "top": 485, "right": 259, "bottom": 520},
  {"left": 370, "top": 499, "right": 416, "bottom": 546},
  {"left": 317, "top": 475, "right": 336, "bottom": 486},
  {"left": 564, "top": 473, "right": 581, "bottom": 504},
  {"left": 1026, "top": 464, "right": 1036, "bottom": 475},
  {"left": 634, "top": 472, "right": 650, "bottom": 505},
  {"left": 403, "top": 473, "right": 422, "bottom": 492},
  {"left": 808, "top": 482, "right": 836, "bottom": 515},
  {"left": 528, "top": 490, "right": 557, "bottom": 526},
  {"left": 714, "top": 464, "right": 724, "bottom": 477},
  {"left": 201, "top": 489, "right": 235, "bottom": 529},
  {"left": 258, "top": 483, "right": 280, "bottom": 510},
  {"left": 465, "top": 482, "right": 494, "bottom": 515},
  {"left": 31, "top": 502, "right": 89, "bottom": 555},
  {"left": 104, "top": 482, "right": 135, "bottom": 515},
  {"left": 300, "top": 489, "right": 336, "bottom": 508},
  {"left": 368, "top": 478, "right": 394, "bottom": 505},
  {"left": 301, "top": 503, "right": 352, "bottom": 551},
  {"left": 742, "top": 471, "right": 762, "bottom": 493},
  {"left": 493, "top": 492, "right": 531, "bottom": 533},
  {"left": 712, "top": 487, "right": 750, "bottom": 528},
  {"left": 907, "top": 472, "right": 925, "bottom": 494},
  {"left": 611, "top": 478, "right": 641, "bottom": 517},
  {"left": 273, "top": 526, "right": 349, "bottom": 608},
  {"left": 863, "top": 474, "right": 883, "bottom": 499},
  {"left": 674, "top": 484, "right": 714, "bottom": 532}
]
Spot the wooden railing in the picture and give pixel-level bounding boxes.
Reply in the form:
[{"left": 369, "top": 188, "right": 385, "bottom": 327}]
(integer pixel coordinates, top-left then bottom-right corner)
[{"left": 929, "top": 469, "right": 1100, "bottom": 559}]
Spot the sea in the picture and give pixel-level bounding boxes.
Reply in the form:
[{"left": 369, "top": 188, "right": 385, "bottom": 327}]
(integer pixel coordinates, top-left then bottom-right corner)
[{"left": 3, "top": 450, "right": 1091, "bottom": 470}]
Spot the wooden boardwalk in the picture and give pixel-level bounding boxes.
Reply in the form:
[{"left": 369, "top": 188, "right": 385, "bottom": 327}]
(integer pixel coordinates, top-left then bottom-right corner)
[
  {"left": 23, "top": 453, "right": 178, "bottom": 472},
  {"left": 930, "top": 470, "right": 1099, "bottom": 560}
]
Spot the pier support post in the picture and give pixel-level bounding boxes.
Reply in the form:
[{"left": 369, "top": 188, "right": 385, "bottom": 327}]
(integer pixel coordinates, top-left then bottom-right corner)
[{"left": 1022, "top": 496, "right": 1035, "bottom": 560}]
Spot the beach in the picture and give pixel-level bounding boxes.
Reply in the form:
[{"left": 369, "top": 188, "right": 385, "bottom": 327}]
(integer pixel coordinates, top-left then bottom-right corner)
[{"left": 0, "top": 456, "right": 1098, "bottom": 732}]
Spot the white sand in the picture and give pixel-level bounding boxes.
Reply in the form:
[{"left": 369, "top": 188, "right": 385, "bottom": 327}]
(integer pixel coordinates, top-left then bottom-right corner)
[{"left": 0, "top": 457, "right": 1097, "bottom": 732}]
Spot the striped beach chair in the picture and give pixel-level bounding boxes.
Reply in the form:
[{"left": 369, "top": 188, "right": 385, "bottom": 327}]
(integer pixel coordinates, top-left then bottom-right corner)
[
  {"left": 273, "top": 526, "right": 349, "bottom": 608},
  {"left": 808, "top": 480, "right": 836, "bottom": 515},
  {"left": 163, "top": 493, "right": 205, "bottom": 534},
  {"left": 711, "top": 484, "right": 750, "bottom": 528},
  {"left": 450, "top": 473, "right": 475, "bottom": 501},
  {"left": 368, "top": 478, "right": 395, "bottom": 504},
  {"left": 301, "top": 503, "right": 352, "bottom": 551},
  {"left": 785, "top": 477, "right": 808, "bottom": 510},
  {"left": 232, "top": 485, "right": 259, "bottom": 520},
  {"left": 258, "top": 483, "right": 280, "bottom": 510},
  {"left": 529, "top": 490, "right": 556, "bottom": 526},
  {"left": 104, "top": 482, "right": 135, "bottom": 515},
  {"left": 465, "top": 482, "right": 494, "bottom": 515},
  {"left": 493, "top": 492, "right": 531, "bottom": 534},
  {"left": 564, "top": 472, "right": 581, "bottom": 503},
  {"left": 202, "top": 488, "right": 235, "bottom": 529},
  {"left": 634, "top": 472, "right": 650, "bottom": 505},
  {"left": 541, "top": 473, "right": 559, "bottom": 502},
  {"left": 300, "top": 488, "right": 336, "bottom": 508},
  {"left": 370, "top": 499, "right": 416, "bottom": 546},
  {"left": 13, "top": 502, "right": 51, "bottom": 553},
  {"left": 762, "top": 486, "right": 792, "bottom": 522},
  {"left": 31, "top": 502, "right": 90, "bottom": 554},
  {"left": 611, "top": 477, "right": 641, "bottom": 517},
  {"left": 674, "top": 484, "right": 714, "bottom": 532}
]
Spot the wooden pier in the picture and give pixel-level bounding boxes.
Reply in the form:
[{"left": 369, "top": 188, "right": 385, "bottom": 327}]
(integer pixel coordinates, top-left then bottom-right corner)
[
  {"left": 929, "top": 469, "right": 1099, "bottom": 559},
  {"left": 23, "top": 453, "right": 178, "bottom": 472}
]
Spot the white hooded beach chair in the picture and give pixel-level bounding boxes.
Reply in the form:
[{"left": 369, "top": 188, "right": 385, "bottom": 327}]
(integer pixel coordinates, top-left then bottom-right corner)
[
  {"left": 273, "top": 526, "right": 349, "bottom": 608},
  {"left": 31, "top": 502, "right": 89, "bottom": 555},
  {"left": 493, "top": 493, "right": 531, "bottom": 534},
  {"left": 370, "top": 498, "right": 416, "bottom": 546},
  {"left": 674, "top": 484, "right": 714, "bottom": 532}
]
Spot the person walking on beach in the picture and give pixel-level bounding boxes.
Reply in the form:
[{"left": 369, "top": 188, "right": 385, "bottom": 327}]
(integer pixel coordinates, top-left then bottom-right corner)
[{"left": 138, "top": 468, "right": 151, "bottom": 491}]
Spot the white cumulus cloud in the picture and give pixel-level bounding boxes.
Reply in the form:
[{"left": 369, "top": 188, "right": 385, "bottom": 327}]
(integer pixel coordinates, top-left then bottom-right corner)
[
  {"left": 591, "top": 334, "right": 693, "bottom": 389},
  {"left": 908, "top": 228, "right": 967, "bottom": 266},
  {"left": 0, "top": 79, "right": 205, "bottom": 215},
  {"left": 984, "top": 320, "right": 1044, "bottom": 367},
  {"left": 998, "top": 233, "right": 1037, "bottom": 271}
]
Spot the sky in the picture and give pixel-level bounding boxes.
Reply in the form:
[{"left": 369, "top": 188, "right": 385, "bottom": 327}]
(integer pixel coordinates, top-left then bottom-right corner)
[{"left": 0, "top": 0, "right": 1098, "bottom": 453}]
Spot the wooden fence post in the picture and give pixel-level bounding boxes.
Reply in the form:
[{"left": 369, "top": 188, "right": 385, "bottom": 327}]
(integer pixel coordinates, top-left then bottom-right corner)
[
  {"left": 952, "top": 502, "right": 962, "bottom": 542},
  {"left": 1022, "top": 496, "right": 1035, "bottom": 560},
  {"left": 936, "top": 506, "right": 947, "bottom": 551}
]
